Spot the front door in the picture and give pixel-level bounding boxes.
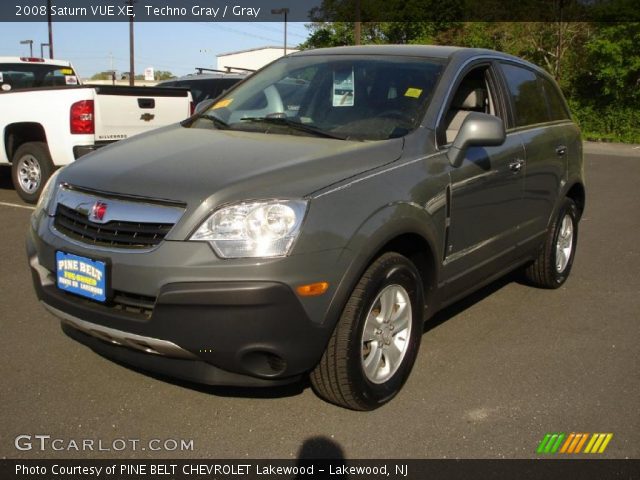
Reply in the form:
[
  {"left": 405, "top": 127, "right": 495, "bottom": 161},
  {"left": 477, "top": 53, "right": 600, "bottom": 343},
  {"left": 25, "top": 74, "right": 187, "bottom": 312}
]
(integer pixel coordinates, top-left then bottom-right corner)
[{"left": 438, "top": 63, "right": 526, "bottom": 287}]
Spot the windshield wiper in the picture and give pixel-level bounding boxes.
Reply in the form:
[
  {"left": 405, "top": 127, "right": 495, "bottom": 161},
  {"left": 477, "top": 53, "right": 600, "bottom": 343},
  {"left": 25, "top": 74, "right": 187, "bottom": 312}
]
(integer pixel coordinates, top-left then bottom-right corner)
[
  {"left": 199, "top": 113, "right": 230, "bottom": 129},
  {"left": 239, "top": 117, "right": 348, "bottom": 140}
]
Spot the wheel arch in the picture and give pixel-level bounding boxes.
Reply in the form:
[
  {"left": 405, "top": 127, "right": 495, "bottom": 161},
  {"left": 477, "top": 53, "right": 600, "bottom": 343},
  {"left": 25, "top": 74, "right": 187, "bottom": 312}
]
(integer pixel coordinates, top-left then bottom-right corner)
[
  {"left": 325, "top": 204, "right": 443, "bottom": 331},
  {"left": 4, "top": 122, "right": 48, "bottom": 162},
  {"left": 566, "top": 181, "right": 585, "bottom": 219}
]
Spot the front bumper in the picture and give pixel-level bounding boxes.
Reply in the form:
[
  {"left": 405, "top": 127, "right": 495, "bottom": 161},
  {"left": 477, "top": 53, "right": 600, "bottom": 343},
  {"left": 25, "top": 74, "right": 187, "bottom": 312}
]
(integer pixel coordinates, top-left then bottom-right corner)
[{"left": 27, "top": 224, "right": 346, "bottom": 386}]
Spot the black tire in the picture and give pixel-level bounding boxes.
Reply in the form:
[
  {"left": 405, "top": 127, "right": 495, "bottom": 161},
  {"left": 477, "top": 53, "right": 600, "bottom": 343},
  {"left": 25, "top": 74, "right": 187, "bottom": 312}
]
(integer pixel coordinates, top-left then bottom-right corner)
[
  {"left": 524, "top": 197, "right": 579, "bottom": 289},
  {"left": 310, "top": 252, "right": 424, "bottom": 410},
  {"left": 11, "top": 142, "right": 54, "bottom": 204}
]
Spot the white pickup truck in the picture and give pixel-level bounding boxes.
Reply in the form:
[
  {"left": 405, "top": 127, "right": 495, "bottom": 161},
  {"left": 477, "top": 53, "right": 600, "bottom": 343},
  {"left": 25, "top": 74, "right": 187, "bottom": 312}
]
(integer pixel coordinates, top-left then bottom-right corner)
[{"left": 0, "top": 57, "right": 192, "bottom": 202}]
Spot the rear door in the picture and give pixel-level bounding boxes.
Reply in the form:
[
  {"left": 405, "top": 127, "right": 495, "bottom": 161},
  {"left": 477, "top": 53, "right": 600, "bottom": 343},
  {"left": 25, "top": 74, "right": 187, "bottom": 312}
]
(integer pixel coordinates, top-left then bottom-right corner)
[
  {"left": 93, "top": 86, "right": 191, "bottom": 142},
  {"left": 497, "top": 63, "right": 574, "bottom": 241}
]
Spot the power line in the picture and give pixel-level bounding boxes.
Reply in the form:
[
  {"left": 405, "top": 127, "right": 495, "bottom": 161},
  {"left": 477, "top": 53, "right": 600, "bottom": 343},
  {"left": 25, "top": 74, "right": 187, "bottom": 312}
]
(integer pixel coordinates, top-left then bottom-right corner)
[{"left": 197, "top": 22, "right": 281, "bottom": 44}]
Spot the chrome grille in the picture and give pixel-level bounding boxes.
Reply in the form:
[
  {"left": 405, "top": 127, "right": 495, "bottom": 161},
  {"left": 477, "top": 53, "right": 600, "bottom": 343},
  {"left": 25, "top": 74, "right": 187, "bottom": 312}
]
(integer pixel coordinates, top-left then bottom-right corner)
[{"left": 54, "top": 204, "right": 173, "bottom": 249}]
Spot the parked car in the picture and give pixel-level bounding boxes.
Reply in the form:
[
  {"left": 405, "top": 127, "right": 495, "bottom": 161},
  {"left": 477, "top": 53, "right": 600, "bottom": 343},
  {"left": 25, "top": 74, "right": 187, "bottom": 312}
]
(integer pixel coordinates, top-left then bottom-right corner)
[
  {"left": 0, "top": 71, "right": 192, "bottom": 202},
  {"left": 0, "top": 56, "right": 80, "bottom": 91},
  {"left": 27, "top": 45, "right": 584, "bottom": 410},
  {"left": 157, "top": 71, "right": 246, "bottom": 110}
]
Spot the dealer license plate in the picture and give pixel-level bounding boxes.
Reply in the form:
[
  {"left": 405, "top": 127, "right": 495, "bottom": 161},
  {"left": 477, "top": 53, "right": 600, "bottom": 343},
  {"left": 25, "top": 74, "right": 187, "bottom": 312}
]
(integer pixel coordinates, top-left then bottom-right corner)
[{"left": 56, "top": 251, "right": 107, "bottom": 302}]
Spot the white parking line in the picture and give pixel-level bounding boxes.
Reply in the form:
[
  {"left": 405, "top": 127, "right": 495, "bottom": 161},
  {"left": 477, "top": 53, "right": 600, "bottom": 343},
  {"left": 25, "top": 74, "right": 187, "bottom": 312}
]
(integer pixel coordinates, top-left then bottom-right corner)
[{"left": 0, "top": 201, "right": 35, "bottom": 211}]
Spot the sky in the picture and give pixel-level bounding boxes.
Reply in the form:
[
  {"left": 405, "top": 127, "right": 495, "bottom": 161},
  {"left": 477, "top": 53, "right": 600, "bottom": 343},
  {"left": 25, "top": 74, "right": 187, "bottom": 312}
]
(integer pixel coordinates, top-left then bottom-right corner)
[{"left": 0, "top": 21, "right": 310, "bottom": 78}]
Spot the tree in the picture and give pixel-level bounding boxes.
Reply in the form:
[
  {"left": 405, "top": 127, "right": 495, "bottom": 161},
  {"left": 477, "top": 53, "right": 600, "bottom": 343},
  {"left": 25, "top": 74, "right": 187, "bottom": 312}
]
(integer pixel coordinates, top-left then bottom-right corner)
[
  {"left": 155, "top": 71, "right": 175, "bottom": 81},
  {"left": 90, "top": 71, "right": 116, "bottom": 80}
]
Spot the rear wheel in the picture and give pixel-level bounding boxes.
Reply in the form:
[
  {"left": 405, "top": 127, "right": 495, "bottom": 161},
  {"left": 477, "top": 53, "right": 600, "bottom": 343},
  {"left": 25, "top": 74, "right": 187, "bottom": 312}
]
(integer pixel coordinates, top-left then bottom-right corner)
[
  {"left": 11, "top": 142, "right": 54, "bottom": 204},
  {"left": 310, "top": 252, "right": 424, "bottom": 410},
  {"left": 524, "top": 197, "right": 579, "bottom": 288}
]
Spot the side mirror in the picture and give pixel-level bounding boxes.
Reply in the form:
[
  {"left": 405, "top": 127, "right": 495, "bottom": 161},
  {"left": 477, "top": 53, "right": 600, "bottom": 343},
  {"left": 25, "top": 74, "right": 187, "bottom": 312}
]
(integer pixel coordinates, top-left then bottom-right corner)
[
  {"left": 447, "top": 112, "right": 506, "bottom": 168},
  {"left": 194, "top": 99, "right": 216, "bottom": 115}
]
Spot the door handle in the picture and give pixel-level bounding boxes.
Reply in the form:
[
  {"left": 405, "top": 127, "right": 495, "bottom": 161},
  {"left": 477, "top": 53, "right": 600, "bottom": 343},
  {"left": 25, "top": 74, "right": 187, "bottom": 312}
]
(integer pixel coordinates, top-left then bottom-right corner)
[
  {"left": 137, "top": 98, "right": 155, "bottom": 109},
  {"left": 556, "top": 145, "right": 567, "bottom": 157},
  {"left": 509, "top": 158, "right": 525, "bottom": 173}
]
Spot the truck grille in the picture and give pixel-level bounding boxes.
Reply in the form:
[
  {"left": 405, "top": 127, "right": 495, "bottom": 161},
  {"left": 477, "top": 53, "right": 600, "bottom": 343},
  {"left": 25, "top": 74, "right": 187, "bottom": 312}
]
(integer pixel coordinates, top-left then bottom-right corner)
[{"left": 54, "top": 204, "right": 173, "bottom": 249}]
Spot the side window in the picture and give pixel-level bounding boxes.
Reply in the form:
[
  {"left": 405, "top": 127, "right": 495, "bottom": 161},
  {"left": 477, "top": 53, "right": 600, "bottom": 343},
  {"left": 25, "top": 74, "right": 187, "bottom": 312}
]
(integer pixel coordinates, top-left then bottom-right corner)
[
  {"left": 499, "top": 63, "right": 549, "bottom": 127},
  {"left": 442, "top": 66, "right": 498, "bottom": 144},
  {"left": 539, "top": 75, "right": 570, "bottom": 121}
]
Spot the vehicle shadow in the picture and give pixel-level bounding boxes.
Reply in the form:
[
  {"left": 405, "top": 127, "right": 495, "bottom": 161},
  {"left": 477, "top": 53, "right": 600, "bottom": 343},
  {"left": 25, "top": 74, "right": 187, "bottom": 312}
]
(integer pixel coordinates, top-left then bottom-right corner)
[
  {"left": 0, "top": 165, "right": 13, "bottom": 190},
  {"left": 423, "top": 271, "right": 517, "bottom": 334},
  {"left": 102, "top": 271, "right": 519, "bottom": 401}
]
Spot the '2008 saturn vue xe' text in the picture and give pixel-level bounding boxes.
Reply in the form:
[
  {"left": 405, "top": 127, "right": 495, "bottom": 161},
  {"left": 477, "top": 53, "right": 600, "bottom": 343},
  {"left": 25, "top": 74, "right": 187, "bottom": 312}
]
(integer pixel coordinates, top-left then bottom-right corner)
[{"left": 27, "top": 45, "right": 584, "bottom": 410}]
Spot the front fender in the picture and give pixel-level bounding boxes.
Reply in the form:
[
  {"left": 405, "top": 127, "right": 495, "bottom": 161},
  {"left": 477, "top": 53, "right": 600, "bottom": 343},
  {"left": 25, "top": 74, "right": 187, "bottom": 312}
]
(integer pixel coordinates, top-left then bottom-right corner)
[{"left": 322, "top": 202, "right": 443, "bottom": 333}]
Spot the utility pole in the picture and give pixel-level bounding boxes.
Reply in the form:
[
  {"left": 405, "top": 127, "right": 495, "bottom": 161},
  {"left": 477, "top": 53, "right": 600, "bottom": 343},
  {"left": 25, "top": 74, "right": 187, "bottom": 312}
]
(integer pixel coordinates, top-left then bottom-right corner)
[
  {"left": 47, "top": 0, "right": 54, "bottom": 58},
  {"left": 271, "top": 8, "right": 289, "bottom": 55},
  {"left": 128, "top": 0, "right": 135, "bottom": 86},
  {"left": 40, "top": 43, "right": 50, "bottom": 58},
  {"left": 109, "top": 52, "right": 115, "bottom": 85}
]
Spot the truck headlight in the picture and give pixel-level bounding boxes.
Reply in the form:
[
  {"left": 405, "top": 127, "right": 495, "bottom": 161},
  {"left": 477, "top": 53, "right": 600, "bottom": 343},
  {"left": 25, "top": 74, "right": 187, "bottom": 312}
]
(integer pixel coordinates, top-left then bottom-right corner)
[{"left": 190, "top": 199, "right": 307, "bottom": 258}]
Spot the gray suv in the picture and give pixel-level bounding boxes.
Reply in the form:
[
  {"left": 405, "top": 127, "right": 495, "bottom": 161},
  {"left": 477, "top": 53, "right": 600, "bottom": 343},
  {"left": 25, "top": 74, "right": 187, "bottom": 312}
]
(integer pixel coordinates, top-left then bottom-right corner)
[{"left": 27, "top": 46, "right": 584, "bottom": 410}]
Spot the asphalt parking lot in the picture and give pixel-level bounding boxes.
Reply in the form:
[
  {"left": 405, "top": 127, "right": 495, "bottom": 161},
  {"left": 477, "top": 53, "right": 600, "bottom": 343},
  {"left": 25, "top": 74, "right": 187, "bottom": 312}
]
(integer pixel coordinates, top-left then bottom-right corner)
[{"left": 1, "top": 143, "right": 638, "bottom": 460}]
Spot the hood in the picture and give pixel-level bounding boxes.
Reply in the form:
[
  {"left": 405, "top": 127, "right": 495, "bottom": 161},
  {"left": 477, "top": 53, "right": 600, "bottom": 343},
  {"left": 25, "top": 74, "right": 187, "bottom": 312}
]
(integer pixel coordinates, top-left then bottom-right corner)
[{"left": 61, "top": 124, "right": 404, "bottom": 207}]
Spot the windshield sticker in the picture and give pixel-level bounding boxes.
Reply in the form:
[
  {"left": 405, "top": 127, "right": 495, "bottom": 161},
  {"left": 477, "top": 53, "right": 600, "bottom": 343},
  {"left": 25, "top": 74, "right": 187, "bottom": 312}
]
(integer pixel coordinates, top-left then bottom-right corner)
[
  {"left": 333, "top": 67, "right": 355, "bottom": 107},
  {"left": 404, "top": 87, "right": 423, "bottom": 99},
  {"left": 65, "top": 75, "right": 78, "bottom": 85},
  {"left": 60, "top": 68, "right": 74, "bottom": 75},
  {"left": 212, "top": 98, "right": 233, "bottom": 110}
]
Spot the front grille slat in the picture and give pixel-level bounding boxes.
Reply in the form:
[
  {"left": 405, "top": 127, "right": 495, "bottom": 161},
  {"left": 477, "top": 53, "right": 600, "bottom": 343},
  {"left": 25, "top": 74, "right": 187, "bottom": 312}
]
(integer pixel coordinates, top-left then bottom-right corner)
[{"left": 54, "top": 204, "right": 173, "bottom": 249}]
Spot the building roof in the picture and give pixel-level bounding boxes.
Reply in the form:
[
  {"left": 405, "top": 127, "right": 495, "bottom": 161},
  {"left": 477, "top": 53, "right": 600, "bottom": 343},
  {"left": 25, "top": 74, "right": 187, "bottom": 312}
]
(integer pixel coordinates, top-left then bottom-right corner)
[{"left": 217, "top": 46, "right": 299, "bottom": 57}]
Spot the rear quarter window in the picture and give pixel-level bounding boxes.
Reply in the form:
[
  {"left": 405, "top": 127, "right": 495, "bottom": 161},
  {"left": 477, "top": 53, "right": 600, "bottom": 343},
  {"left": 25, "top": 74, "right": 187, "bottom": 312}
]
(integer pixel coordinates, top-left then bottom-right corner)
[
  {"left": 539, "top": 75, "right": 570, "bottom": 121},
  {"left": 499, "top": 63, "right": 549, "bottom": 128}
]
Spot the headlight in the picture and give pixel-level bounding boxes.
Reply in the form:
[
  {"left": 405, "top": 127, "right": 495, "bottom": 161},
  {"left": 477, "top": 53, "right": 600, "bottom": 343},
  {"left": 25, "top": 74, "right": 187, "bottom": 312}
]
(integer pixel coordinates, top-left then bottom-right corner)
[
  {"left": 34, "top": 168, "right": 62, "bottom": 216},
  {"left": 190, "top": 199, "right": 307, "bottom": 258}
]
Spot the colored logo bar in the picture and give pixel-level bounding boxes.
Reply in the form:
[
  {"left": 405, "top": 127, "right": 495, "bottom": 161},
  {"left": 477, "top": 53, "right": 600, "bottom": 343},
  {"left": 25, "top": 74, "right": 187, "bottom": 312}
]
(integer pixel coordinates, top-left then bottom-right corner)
[{"left": 537, "top": 433, "right": 613, "bottom": 454}]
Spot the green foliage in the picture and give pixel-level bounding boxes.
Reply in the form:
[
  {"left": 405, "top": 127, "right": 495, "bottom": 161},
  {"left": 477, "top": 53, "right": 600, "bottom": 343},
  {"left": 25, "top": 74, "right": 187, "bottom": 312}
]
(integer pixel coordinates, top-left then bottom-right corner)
[
  {"left": 155, "top": 70, "right": 176, "bottom": 81},
  {"left": 91, "top": 70, "right": 175, "bottom": 81},
  {"left": 90, "top": 71, "right": 115, "bottom": 80},
  {"left": 569, "top": 101, "right": 640, "bottom": 144}
]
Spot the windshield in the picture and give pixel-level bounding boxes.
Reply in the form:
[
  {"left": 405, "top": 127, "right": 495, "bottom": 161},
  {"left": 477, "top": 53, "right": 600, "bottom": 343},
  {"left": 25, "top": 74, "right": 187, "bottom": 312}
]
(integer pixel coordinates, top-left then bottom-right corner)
[
  {"left": 162, "top": 78, "right": 241, "bottom": 104},
  {"left": 0, "top": 63, "right": 79, "bottom": 92},
  {"left": 191, "top": 55, "right": 444, "bottom": 141}
]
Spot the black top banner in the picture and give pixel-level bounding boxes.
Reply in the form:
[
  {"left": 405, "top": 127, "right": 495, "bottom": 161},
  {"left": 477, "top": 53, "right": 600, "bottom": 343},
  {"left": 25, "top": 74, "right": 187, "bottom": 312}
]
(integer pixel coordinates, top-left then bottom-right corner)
[
  {"left": 2, "top": 0, "right": 640, "bottom": 22},
  {"left": 2, "top": 459, "right": 640, "bottom": 480}
]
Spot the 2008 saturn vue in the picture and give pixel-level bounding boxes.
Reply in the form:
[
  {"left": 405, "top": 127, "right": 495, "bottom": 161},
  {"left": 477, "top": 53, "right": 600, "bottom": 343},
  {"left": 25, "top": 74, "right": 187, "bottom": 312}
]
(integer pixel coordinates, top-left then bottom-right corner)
[{"left": 28, "top": 45, "right": 584, "bottom": 410}]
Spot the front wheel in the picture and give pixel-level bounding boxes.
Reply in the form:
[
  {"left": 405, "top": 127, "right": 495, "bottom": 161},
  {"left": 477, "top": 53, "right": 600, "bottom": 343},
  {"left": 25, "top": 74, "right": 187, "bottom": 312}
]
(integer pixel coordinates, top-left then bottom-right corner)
[
  {"left": 11, "top": 142, "right": 55, "bottom": 204},
  {"left": 310, "top": 252, "right": 424, "bottom": 410}
]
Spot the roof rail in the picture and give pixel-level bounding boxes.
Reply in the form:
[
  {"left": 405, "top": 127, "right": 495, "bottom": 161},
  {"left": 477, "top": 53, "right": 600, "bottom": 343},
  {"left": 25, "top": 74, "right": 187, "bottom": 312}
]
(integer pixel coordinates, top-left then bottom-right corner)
[{"left": 223, "top": 66, "right": 256, "bottom": 73}]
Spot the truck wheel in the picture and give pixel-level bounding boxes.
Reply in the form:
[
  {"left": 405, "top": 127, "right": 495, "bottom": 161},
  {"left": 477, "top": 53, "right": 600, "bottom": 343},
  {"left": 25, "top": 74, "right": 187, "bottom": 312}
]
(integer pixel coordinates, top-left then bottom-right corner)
[
  {"left": 310, "top": 252, "right": 424, "bottom": 410},
  {"left": 11, "top": 142, "right": 54, "bottom": 204},
  {"left": 524, "top": 197, "right": 579, "bottom": 289}
]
